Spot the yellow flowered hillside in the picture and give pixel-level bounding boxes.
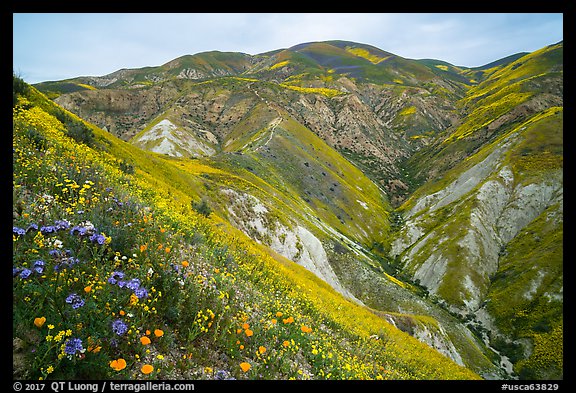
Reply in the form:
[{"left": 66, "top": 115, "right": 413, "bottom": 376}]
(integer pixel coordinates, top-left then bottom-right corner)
[{"left": 13, "top": 79, "right": 479, "bottom": 380}]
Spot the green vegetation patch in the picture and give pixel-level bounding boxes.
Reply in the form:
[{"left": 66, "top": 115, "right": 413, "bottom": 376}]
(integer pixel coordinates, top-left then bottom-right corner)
[
  {"left": 270, "top": 60, "right": 290, "bottom": 70},
  {"left": 345, "top": 47, "right": 387, "bottom": 64},
  {"left": 278, "top": 83, "right": 344, "bottom": 98},
  {"left": 505, "top": 108, "right": 563, "bottom": 184},
  {"left": 399, "top": 106, "right": 417, "bottom": 116},
  {"left": 486, "top": 202, "right": 563, "bottom": 380}
]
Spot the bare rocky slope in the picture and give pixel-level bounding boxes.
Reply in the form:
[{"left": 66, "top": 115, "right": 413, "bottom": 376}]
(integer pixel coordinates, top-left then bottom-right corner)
[{"left": 35, "top": 40, "right": 563, "bottom": 379}]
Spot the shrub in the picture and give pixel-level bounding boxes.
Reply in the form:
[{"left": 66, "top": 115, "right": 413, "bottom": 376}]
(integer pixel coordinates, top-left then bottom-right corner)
[
  {"left": 192, "top": 198, "right": 212, "bottom": 217},
  {"left": 13, "top": 73, "right": 29, "bottom": 106}
]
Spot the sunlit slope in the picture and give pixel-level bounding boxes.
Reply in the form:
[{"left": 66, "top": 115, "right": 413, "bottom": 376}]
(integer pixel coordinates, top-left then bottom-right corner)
[
  {"left": 22, "top": 41, "right": 562, "bottom": 380},
  {"left": 144, "top": 113, "right": 508, "bottom": 379},
  {"left": 13, "top": 80, "right": 480, "bottom": 380},
  {"left": 390, "top": 43, "right": 563, "bottom": 379},
  {"left": 406, "top": 42, "right": 562, "bottom": 183},
  {"left": 217, "top": 116, "right": 391, "bottom": 243}
]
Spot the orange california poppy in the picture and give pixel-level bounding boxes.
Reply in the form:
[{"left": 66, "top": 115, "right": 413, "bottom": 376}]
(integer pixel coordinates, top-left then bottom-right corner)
[
  {"left": 110, "top": 358, "right": 127, "bottom": 371},
  {"left": 34, "top": 317, "right": 46, "bottom": 328},
  {"left": 239, "top": 362, "right": 251, "bottom": 372},
  {"left": 141, "top": 364, "right": 154, "bottom": 374},
  {"left": 140, "top": 336, "right": 151, "bottom": 345}
]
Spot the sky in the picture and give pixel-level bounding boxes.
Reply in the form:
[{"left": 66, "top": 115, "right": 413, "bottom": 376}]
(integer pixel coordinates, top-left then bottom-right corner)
[{"left": 13, "top": 13, "right": 563, "bottom": 84}]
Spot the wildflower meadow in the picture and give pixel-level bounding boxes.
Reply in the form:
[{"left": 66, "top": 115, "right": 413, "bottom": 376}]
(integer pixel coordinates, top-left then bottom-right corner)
[{"left": 13, "top": 78, "right": 479, "bottom": 380}]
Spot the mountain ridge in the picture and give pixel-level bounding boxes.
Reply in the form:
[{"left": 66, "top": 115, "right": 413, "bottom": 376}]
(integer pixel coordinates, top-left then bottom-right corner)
[{"left": 33, "top": 40, "right": 534, "bottom": 88}]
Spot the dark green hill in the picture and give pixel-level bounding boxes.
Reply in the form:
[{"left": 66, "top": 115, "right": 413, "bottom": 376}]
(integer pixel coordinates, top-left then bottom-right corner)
[{"left": 472, "top": 52, "right": 529, "bottom": 71}]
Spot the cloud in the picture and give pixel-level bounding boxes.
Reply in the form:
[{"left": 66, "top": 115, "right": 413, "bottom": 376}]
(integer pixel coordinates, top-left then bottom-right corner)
[{"left": 13, "top": 13, "right": 563, "bottom": 83}]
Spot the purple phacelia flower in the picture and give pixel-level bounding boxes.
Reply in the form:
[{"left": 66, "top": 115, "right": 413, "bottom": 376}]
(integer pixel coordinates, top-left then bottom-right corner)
[
  {"left": 19, "top": 268, "right": 32, "bottom": 279},
  {"left": 108, "top": 271, "right": 125, "bottom": 285},
  {"left": 64, "top": 337, "right": 84, "bottom": 355},
  {"left": 111, "top": 319, "right": 128, "bottom": 336},
  {"left": 65, "top": 293, "right": 85, "bottom": 309},
  {"left": 54, "top": 220, "right": 70, "bottom": 231},
  {"left": 125, "top": 278, "right": 141, "bottom": 291},
  {"left": 134, "top": 287, "right": 148, "bottom": 299},
  {"left": 33, "top": 260, "right": 45, "bottom": 274},
  {"left": 89, "top": 233, "right": 106, "bottom": 245},
  {"left": 13, "top": 226, "right": 26, "bottom": 236},
  {"left": 40, "top": 226, "right": 56, "bottom": 234}
]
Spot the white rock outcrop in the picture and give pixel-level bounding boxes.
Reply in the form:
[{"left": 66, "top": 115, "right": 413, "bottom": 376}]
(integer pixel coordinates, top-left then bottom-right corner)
[
  {"left": 392, "top": 153, "right": 562, "bottom": 314},
  {"left": 221, "top": 189, "right": 362, "bottom": 304}
]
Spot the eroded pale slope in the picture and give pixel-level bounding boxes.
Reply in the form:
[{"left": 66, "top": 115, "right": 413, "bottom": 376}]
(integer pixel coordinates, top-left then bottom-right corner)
[{"left": 391, "top": 108, "right": 563, "bottom": 379}]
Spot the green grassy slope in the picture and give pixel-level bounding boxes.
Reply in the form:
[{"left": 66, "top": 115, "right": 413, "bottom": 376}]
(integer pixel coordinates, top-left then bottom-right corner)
[
  {"left": 404, "top": 42, "right": 563, "bottom": 192},
  {"left": 216, "top": 114, "right": 391, "bottom": 244},
  {"left": 391, "top": 43, "right": 563, "bottom": 380},
  {"left": 486, "top": 200, "right": 563, "bottom": 380},
  {"left": 19, "top": 41, "right": 562, "bottom": 381},
  {"left": 13, "top": 79, "right": 480, "bottom": 380}
]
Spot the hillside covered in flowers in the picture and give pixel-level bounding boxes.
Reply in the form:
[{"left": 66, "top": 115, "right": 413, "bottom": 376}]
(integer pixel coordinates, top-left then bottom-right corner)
[{"left": 12, "top": 76, "right": 480, "bottom": 380}]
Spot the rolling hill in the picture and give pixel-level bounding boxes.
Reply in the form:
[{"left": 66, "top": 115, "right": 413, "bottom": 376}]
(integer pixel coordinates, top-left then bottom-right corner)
[{"left": 16, "top": 40, "right": 563, "bottom": 380}]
